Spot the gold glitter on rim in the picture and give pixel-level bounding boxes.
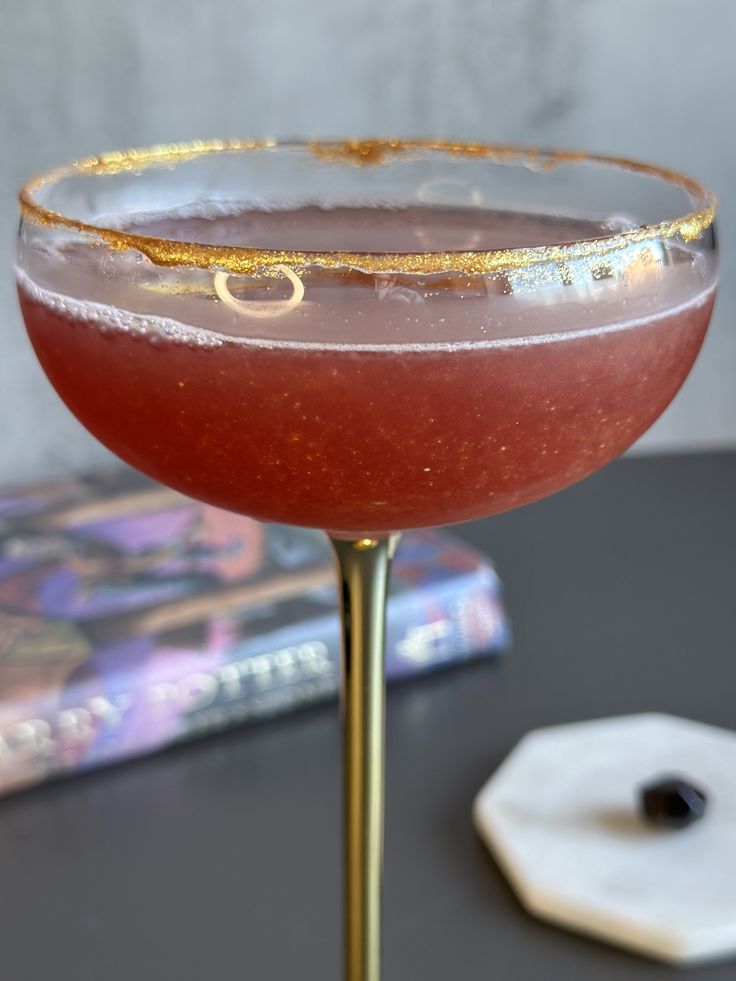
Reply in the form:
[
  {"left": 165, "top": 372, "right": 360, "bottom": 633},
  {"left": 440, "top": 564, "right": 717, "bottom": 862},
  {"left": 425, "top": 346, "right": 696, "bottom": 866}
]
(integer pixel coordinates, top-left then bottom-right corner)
[{"left": 18, "top": 139, "right": 717, "bottom": 277}]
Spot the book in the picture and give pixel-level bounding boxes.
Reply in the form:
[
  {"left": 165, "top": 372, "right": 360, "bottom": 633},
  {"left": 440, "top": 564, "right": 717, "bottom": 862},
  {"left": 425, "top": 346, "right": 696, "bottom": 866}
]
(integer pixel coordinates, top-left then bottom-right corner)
[{"left": 0, "top": 468, "right": 509, "bottom": 796}]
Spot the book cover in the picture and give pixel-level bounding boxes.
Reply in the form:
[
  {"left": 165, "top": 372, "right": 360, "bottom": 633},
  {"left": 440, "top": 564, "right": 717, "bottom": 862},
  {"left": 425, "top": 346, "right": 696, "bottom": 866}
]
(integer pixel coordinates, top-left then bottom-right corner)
[{"left": 0, "top": 469, "right": 509, "bottom": 796}]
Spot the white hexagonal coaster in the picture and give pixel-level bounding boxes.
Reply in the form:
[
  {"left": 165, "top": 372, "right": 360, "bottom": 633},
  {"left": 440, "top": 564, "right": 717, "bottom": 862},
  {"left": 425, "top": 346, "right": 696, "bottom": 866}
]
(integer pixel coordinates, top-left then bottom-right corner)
[{"left": 474, "top": 714, "right": 736, "bottom": 965}]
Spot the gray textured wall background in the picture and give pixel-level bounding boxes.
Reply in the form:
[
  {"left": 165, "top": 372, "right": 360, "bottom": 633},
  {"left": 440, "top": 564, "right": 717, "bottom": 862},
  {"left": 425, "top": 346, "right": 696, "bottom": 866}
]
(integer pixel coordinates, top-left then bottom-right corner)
[{"left": 2, "top": 0, "right": 734, "bottom": 483}]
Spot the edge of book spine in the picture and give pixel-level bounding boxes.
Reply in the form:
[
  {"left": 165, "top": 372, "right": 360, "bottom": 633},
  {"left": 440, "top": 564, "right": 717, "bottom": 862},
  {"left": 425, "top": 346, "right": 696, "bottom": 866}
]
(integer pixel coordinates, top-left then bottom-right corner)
[{"left": 0, "top": 564, "right": 508, "bottom": 796}]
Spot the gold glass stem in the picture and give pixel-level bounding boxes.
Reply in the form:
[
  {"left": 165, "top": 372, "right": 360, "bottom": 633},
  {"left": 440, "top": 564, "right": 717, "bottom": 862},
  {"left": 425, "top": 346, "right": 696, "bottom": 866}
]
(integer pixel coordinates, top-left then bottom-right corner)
[{"left": 330, "top": 533, "right": 402, "bottom": 981}]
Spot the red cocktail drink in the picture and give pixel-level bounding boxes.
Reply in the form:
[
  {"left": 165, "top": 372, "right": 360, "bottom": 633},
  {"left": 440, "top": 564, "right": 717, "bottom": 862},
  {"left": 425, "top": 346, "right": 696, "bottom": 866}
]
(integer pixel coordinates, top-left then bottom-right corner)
[
  {"left": 18, "top": 206, "right": 714, "bottom": 536},
  {"left": 16, "top": 143, "right": 719, "bottom": 981}
]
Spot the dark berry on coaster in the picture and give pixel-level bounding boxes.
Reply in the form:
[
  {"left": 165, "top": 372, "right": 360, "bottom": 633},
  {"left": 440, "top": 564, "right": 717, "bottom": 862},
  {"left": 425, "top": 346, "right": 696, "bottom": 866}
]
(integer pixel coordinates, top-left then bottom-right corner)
[{"left": 639, "top": 776, "right": 707, "bottom": 829}]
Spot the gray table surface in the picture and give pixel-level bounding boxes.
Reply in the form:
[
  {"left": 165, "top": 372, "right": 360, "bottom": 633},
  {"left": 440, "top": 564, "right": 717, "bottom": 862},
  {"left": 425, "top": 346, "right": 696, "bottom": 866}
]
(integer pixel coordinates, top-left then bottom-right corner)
[{"left": 0, "top": 452, "right": 734, "bottom": 981}]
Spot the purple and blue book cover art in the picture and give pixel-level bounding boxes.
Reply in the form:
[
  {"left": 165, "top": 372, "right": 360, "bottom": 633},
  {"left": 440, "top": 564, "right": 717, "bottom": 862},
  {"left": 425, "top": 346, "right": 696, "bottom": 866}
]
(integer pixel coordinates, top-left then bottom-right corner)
[{"left": 0, "top": 469, "right": 509, "bottom": 796}]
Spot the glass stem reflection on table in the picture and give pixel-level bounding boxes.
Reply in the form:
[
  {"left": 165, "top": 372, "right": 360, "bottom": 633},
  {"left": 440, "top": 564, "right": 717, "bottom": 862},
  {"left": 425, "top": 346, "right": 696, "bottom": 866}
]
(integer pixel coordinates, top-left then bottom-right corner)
[{"left": 330, "top": 534, "right": 402, "bottom": 981}]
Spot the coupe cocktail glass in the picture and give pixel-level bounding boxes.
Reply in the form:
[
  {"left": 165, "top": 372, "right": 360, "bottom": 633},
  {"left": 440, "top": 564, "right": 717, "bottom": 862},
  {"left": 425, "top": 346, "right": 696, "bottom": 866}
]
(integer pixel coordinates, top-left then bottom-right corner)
[{"left": 16, "top": 141, "right": 717, "bottom": 981}]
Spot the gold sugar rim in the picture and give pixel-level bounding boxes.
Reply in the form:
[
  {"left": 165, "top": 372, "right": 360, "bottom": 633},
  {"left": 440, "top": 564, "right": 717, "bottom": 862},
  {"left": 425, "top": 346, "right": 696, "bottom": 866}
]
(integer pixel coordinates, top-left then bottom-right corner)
[{"left": 18, "top": 139, "right": 717, "bottom": 277}]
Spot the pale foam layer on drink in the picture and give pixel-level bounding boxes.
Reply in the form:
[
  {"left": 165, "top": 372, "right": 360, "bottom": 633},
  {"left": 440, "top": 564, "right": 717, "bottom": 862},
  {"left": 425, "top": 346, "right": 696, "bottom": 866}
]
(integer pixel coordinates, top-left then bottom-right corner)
[
  {"left": 17, "top": 203, "right": 717, "bottom": 348},
  {"left": 17, "top": 267, "right": 226, "bottom": 351},
  {"left": 16, "top": 266, "right": 716, "bottom": 355}
]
